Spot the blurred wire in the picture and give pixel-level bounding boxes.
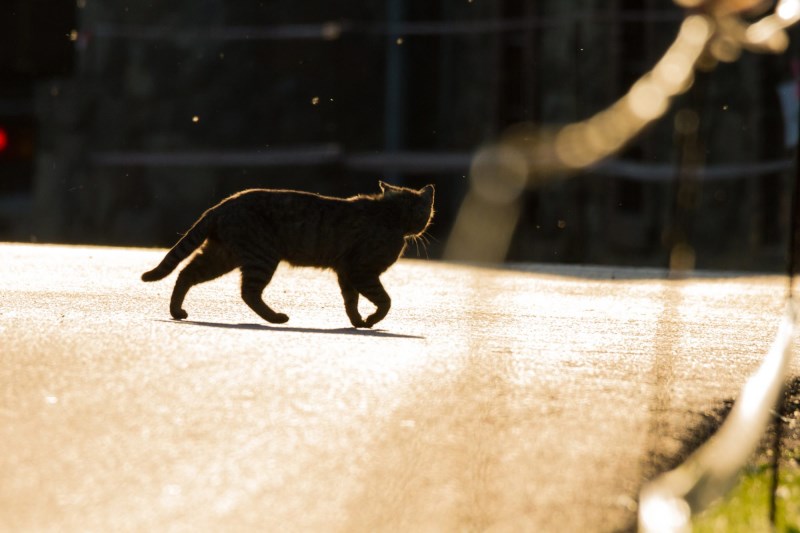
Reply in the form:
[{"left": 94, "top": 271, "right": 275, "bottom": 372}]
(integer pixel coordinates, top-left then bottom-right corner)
[
  {"left": 636, "top": 2, "right": 800, "bottom": 531},
  {"left": 441, "top": 0, "right": 800, "bottom": 530},
  {"left": 625, "top": 1, "right": 800, "bottom": 531},
  {"left": 638, "top": 303, "right": 796, "bottom": 533},
  {"left": 444, "top": 0, "right": 800, "bottom": 262}
]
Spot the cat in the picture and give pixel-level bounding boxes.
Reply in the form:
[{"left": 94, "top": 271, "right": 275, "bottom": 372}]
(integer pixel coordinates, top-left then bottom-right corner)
[{"left": 141, "top": 181, "right": 434, "bottom": 328}]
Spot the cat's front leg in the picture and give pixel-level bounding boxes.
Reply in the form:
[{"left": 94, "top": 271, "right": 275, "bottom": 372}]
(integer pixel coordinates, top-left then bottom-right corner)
[
  {"left": 352, "top": 276, "right": 391, "bottom": 328},
  {"left": 337, "top": 274, "right": 368, "bottom": 328}
]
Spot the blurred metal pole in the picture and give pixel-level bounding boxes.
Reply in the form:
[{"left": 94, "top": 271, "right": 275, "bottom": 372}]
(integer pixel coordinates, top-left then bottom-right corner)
[
  {"left": 768, "top": 395, "right": 785, "bottom": 527},
  {"left": 667, "top": 72, "right": 708, "bottom": 275},
  {"left": 771, "top": 68, "right": 800, "bottom": 526},
  {"left": 384, "top": 0, "right": 406, "bottom": 183},
  {"left": 786, "top": 70, "right": 800, "bottom": 294}
]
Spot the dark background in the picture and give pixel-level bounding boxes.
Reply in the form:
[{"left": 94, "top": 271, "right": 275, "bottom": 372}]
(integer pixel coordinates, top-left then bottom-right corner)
[{"left": 0, "top": 0, "right": 797, "bottom": 271}]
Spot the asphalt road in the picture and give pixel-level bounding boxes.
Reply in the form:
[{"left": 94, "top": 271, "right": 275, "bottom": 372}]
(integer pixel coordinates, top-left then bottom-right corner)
[{"left": 2, "top": 243, "right": 797, "bottom": 532}]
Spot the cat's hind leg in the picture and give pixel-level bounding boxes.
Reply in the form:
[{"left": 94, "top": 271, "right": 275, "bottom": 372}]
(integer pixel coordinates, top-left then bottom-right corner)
[
  {"left": 337, "top": 274, "right": 368, "bottom": 328},
  {"left": 170, "top": 240, "right": 237, "bottom": 320},
  {"left": 351, "top": 275, "right": 391, "bottom": 328},
  {"left": 240, "top": 260, "right": 289, "bottom": 324}
]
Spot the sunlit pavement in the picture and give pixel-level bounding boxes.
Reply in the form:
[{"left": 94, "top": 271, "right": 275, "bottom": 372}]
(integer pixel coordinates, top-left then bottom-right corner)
[{"left": 2, "top": 242, "right": 797, "bottom": 532}]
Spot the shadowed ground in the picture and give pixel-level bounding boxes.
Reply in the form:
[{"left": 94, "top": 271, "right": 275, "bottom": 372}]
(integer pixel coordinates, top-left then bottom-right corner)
[{"left": 1, "top": 243, "right": 797, "bottom": 532}]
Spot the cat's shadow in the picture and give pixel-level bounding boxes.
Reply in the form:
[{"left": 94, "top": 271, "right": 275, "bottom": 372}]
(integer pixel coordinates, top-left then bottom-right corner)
[{"left": 157, "top": 319, "right": 425, "bottom": 339}]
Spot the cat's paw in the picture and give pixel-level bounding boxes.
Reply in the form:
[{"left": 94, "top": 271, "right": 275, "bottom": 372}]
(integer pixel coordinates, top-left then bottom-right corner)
[
  {"left": 349, "top": 317, "right": 369, "bottom": 328},
  {"left": 364, "top": 315, "right": 382, "bottom": 328},
  {"left": 268, "top": 313, "right": 289, "bottom": 324},
  {"left": 171, "top": 308, "right": 188, "bottom": 320}
]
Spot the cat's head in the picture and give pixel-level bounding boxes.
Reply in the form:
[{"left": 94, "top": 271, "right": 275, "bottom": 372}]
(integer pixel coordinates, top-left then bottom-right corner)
[{"left": 378, "top": 181, "right": 435, "bottom": 237}]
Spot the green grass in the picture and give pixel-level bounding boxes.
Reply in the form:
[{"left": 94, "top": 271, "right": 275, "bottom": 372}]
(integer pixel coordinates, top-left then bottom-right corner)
[{"left": 692, "top": 464, "right": 800, "bottom": 532}]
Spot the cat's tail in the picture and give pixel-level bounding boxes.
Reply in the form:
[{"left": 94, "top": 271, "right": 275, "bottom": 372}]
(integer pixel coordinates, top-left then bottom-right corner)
[{"left": 141, "top": 212, "right": 213, "bottom": 282}]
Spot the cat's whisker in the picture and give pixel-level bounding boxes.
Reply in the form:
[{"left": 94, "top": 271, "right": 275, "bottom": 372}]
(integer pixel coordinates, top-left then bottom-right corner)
[
  {"left": 416, "top": 234, "right": 429, "bottom": 259},
  {"left": 420, "top": 231, "right": 436, "bottom": 254}
]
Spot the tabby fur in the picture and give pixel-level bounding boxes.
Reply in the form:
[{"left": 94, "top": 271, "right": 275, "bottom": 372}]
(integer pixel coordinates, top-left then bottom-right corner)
[{"left": 141, "top": 181, "right": 434, "bottom": 328}]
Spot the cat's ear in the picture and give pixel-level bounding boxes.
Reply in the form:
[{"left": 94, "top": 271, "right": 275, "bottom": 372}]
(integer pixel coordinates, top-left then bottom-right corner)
[
  {"left": 379, "top": 181, "right": 401, "bottom": 196},
  {"left": 379, "top": 180, "right": 397, "bottom": 194},
  {"left": 420, "top": 184, "right": 435, "bottom": 201}
]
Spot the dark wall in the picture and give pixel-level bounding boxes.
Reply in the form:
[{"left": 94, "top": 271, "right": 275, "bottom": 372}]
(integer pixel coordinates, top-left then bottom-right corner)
[{"left": 0, "top": 0, "right": 795, "bottom": 271}]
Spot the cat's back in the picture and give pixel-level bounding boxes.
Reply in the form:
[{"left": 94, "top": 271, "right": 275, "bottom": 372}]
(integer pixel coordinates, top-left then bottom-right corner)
[
  {"left": 213, "top": 188, "right": 369, "bottom": 255},
  {"left": 219, "top": 187, "right": 329, "bottom": 207},
  {"left": 223, "top": 188, "right": 374, "bottom": 266},
  {"left": 214, "top": 188, "right": 350, "bottom": 219}
]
